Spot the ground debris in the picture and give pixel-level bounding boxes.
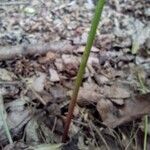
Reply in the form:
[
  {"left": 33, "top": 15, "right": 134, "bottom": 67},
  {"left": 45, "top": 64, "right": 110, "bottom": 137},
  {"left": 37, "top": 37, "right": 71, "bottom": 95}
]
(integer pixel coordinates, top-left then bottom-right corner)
[
  {"left": 103, "top": 84, "right": 131, "bottom": 99},
  {"left": 0, "top": 0, "right": 149, "bottom": 149},
  {"left": 97, "top": 93, "right": 150, "bottom": 128}
]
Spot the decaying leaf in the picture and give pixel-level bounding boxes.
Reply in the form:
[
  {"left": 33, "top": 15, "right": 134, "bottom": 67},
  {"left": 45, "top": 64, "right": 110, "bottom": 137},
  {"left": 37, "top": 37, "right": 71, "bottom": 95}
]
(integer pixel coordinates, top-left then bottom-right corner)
[
  {"left": 49, "top": 68, "right": 60, "bottom": 82},
  {"left": 96, "top": 99, "right": 118, "bottom": 124},
  {"left": 97, "top": 93, "right": 150, "bottom": 128},
  {"left": 25, "top": 119, "right": 40, "bottom": 145},
  {"left": 31, "top": 72, "right": 47, "bottom": 92},
  {"left": 38, "top": 52, "right": 58, "bottom": 64},
  {"left": 77, "top": 83, "right": 102, "bottom": 106},
  {"left": 103, "top": 84, "right": 131, "bottom": 99},
  {"left": 110, "top": 98, "right": 124, "bottom": 105},
  {"left": 62, "top": 54, "right": 79, "bottom": 77}
]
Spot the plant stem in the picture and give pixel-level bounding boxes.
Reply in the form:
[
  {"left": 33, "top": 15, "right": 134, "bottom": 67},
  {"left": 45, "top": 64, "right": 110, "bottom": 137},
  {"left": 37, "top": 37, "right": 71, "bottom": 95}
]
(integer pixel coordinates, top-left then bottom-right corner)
[
  {"left": 138, "top": 74, "right": 149, "bottom": 150},
  {"left": 143, "top": 115, "right": 148, "bottom": 150},
  {"left": 62, "top": 0, "right": 105, "bottom": 142}
]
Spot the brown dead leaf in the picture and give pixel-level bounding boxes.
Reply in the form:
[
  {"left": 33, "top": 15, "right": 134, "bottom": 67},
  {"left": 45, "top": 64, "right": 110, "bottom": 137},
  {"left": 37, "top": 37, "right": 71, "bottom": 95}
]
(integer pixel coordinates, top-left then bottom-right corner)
[
  {"left": 110, "top": 98, "right": 124, "bottom": 105},
  {"left": 38, "top": 52, "right": 58, "bottom": 64},
  {"left": 96, "top": 93, "right": 150, "bottom": 128},
  {"left": 95, "top": 34, "right": 114, "bottom": 50},
  {"left": 62, "top": 54, "right": 79, "bottom": 77},
  {"left": 103, "top": 84, "right": 130, "bottom": 99},
  {"left": 77, "top": 84, "right": 102, "bottom": 106},
  {"left": 50, "top": 85, "right": 67, "bottom": 103},
  {"left": 96, "top": 99, "right": 118, "bottom": 124}
]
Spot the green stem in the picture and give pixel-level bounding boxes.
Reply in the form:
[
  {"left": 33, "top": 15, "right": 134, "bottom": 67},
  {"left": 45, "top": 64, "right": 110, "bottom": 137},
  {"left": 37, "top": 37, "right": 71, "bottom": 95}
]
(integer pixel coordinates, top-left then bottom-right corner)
[
  {"left": 138, "top": 74, "right": 149, "bottom": 150},
  {"left": 143, "top": 115, "right": 148, "bottom": 150},
  {"left": 62, "top": 0, "right": 105, "bottom": 142}
]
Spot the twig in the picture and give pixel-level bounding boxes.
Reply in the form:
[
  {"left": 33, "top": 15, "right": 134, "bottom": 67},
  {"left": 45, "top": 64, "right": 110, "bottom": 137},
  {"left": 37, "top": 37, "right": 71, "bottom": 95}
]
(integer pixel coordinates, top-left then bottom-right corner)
[
  {"left": 89, "top": 121, "right": 110, "bottom": 150},
  {"left": 0, "top": 40, "right": 74, "bottom": 61},
  {"left": 0, "top": 1, "right": 29, "bottom": 6},
  {"left": 0, "top": 81, "right": 21, "bottom": 85},
  {"left": 125, "top": 128, "right": 139, "bottom": 150},
  {"left": 20, "top": 76, "right": 47, "bottom": 105},
  {"left": 29, "top": 87, "right": 47, "bottom": 106}
]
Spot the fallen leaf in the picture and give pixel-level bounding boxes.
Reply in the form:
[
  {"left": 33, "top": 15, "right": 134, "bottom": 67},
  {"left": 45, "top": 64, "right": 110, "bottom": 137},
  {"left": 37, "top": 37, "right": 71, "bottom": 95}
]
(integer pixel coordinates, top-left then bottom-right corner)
[
  {"left": 96, "top": 99, "right": 118, "bottom": 124},
  {"left": 94, "top": 74, "right": 109, "bottom": 85},
  {"left": 38, "top": 52, "right": 58, "bottom": 64},
  {"left": 0, "top": 69, "right": 16, "bottom": 81},
  {"left": 77, "top": 84, "right": 102, "bottom": 106},
  {"left": 54, "top": 58, "right": 64, "bottom": 72},
  {"left": 103, "top": 84, "right": 130, "bottom": 99},
  {"left": 62, "top": 54, "right": 79, "bottom": 76},
  {"left": 25, "top": 118, "right": 40, "bottom": 145},
  {"left": 62, "top": 54, "right": 79, "bottom": 64},
  {"left": 110, "top": 98, "right": 124, "bottom": 105},
  {"left": 31, "top": 72, "right": 46, "bottom": 92},
  {"left": 97, "top": 93, "right": 150, "bottom": 128},
  {"left": 50, "top": 85, "right": 67, "bottom": 102},
  {"left": 49, "top": 68, "right": 60, "bottom": 82},
  {"left": 95, "top": 34, "right": 114, "bottom": 50}
]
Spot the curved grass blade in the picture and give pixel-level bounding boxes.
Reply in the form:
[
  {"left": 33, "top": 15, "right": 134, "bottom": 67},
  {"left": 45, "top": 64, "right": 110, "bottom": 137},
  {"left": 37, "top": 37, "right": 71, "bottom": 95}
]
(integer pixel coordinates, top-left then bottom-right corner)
[{"left": 0, "top": 95, "right": 13, "bottom": 144}]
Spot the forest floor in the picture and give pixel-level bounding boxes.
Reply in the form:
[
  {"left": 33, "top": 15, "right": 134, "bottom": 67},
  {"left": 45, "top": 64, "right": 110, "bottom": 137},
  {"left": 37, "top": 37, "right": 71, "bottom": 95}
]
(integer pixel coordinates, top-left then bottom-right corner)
[{"left": 0, "top": 0, "right": 150, "bottom": 150}]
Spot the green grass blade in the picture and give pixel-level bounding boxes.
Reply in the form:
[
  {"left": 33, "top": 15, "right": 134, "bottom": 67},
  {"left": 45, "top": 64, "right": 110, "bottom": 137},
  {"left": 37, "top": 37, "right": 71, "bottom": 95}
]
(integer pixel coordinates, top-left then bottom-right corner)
[
  {"left": 138, "top": 74, "right": 149, "bottom": 150},
  {"left": 143, "top": 115, "right": 148, "bottom": 150},
  {"left": 0, "top": 95, "right": 13, "bottom": 144}
]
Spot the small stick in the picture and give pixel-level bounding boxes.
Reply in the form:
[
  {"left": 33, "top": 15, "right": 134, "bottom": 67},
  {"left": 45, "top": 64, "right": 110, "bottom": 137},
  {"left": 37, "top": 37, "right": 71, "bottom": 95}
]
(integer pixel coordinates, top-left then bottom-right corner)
[
  {"left": 0, "top": 1, "right": 29, "bottom": 6},
  {"left": 0, "top": 41, "right": 74, "bottom": 61},
  {"left": 0, "top": 1, "right": 30, "bottom": 6}
]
